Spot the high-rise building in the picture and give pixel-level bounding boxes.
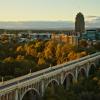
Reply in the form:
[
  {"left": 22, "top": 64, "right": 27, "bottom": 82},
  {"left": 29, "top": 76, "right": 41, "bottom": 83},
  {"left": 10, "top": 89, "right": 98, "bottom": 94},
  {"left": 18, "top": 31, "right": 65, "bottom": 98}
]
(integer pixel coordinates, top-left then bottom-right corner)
[{"left": 75, "top": 12, "right": 85, "bottom": 36}]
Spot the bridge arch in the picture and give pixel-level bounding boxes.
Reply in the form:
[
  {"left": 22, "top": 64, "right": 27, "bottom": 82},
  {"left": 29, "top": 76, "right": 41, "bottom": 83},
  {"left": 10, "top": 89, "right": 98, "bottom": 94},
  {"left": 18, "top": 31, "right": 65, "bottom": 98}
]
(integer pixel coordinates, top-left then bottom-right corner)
[
  {"left": 21, "top": 88, "right": 40, "bottom": 100},
  {"left": 98, "top": 58, "right": 100, "bottom": 65},
  {"left": 95, "top": 58, "right": 100, "bottom": 66},
  {"left": 46, "top": 79, "right": 59, "bottom": 89},
  {"left": 88, "top": 63, "right": 96, "bottom": 75},
  {"left": 63, "top": 72, "right": 74, "bottom": 89},
  {"left": 78, "top": 67, "right": 87, "bottom": 80}
]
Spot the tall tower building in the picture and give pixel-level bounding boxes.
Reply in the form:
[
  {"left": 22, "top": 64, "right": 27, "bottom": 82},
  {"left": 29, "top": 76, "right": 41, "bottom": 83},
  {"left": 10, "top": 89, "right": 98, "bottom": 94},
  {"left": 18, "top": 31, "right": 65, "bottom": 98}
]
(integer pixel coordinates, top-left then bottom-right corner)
[{"left": 75, "top": 12, "right": 85, "bottom": 36}]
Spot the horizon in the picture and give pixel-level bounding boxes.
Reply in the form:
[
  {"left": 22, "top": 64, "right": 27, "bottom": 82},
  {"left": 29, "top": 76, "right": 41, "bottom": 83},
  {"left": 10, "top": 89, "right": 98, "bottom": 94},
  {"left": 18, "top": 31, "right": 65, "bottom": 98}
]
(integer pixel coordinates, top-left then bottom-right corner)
[{"left": 0, "top": 21, "right": 99, "bottom": 30}]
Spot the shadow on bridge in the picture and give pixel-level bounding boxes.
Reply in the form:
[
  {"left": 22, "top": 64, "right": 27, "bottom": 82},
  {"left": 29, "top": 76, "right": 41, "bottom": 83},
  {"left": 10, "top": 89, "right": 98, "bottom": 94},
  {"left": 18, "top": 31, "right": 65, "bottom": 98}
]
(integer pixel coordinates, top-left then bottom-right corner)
[
  {"left": 89, "top": 64, "right": 96, "bottom": 76},
  {"left": 46, "top": 79, "right": 59, "bottom": 91},
  {"left": 78, "top": 68, "right": 86, "bottom": 81},
  {"left": 22, "top": 89, "right": 40, "bottom": 100},
  {"left": 63, "top": 73, "right": 73, "bottom": 89}
]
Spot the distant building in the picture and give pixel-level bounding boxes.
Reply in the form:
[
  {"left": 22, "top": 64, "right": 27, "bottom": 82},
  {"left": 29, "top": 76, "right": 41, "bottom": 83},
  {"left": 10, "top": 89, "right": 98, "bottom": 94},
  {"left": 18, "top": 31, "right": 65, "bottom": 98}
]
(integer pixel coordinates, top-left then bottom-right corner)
[
  {"left": 81, "top": 30, "right": 100, "bottom": 46},
  {"left": 52, "top": 33, "right": 78, "bottom": 45},
  {"left": 29, "top": 33, "right": 51, "bottom": 41},
  {"left": 82, "top": 30, "right": 100, "bottom": 41},
  {"left": 75, "top": 12, "right": 85, "bottom": 36}
]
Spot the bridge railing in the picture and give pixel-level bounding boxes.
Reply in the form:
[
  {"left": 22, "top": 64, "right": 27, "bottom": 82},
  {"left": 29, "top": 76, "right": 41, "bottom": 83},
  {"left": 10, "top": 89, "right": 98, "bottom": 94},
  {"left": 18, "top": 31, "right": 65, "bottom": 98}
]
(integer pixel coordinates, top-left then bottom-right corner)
[
  {"left": 0, "top": 52, "right": 100, "bottom": 88},
  {"left": 0, "top": 67, "right": 52, "bottom": 87}
]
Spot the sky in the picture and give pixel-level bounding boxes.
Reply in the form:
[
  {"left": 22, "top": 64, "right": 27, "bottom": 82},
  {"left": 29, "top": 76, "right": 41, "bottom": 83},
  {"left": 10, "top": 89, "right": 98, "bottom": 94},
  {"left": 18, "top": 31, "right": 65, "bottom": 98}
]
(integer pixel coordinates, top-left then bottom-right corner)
[{"left": 0, "top": 0, "right": 100, "bottom": 21}]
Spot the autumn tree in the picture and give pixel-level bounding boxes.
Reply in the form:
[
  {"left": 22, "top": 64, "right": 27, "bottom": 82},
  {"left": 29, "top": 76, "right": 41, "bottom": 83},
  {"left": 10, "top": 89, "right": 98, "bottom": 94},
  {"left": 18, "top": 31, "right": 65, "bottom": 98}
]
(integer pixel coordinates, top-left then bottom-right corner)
[{"left": 79, "top": 40, "right": 88, "bottom": 47}]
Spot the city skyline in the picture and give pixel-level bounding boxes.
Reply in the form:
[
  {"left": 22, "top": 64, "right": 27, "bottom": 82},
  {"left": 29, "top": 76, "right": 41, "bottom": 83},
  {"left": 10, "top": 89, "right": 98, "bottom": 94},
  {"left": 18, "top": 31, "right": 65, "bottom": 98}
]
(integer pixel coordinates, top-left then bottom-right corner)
[{"left": 0, "top": 0, "right": 99, "bottom": 21}]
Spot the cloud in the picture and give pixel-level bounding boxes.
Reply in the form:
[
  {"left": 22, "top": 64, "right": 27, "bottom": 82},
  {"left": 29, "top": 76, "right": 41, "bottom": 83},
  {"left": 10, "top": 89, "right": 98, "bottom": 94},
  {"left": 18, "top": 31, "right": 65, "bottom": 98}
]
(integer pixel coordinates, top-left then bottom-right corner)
[
  {"left": 86, "top": 15, "right": 100, "bottom": 25},
  {"left": 86, "top": 16, "right": 100, "bottom": 28},
  {"left": 94, "top": 17, "right": 100, "bottom": 21},
  {"left": 86, "top": 16, "right": 99, "bottom": 18},
  {"left": 86, "top": 15, "right": 100, "bottom": 20}
]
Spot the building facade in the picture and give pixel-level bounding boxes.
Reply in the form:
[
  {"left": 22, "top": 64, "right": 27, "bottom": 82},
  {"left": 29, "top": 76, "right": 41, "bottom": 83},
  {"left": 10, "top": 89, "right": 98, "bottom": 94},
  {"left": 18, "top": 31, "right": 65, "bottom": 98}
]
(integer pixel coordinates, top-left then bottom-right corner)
[{"left": 51, "top": 33, "right": 78, "bottom": 45}]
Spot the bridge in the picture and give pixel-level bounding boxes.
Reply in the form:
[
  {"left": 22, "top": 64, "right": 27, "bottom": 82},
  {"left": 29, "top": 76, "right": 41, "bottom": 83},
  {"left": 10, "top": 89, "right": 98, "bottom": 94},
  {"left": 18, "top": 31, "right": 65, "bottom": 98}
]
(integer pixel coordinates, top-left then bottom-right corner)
[{"left": 0, "top": 52, "right": 100, "bottom": 100}]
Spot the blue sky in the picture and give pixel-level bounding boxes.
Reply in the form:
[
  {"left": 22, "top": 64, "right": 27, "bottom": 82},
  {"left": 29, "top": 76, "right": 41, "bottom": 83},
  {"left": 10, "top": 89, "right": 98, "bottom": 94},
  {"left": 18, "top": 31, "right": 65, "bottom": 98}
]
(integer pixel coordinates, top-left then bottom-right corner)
[{"left": 0, "top": 0, "right": 100, "bottom": 21}]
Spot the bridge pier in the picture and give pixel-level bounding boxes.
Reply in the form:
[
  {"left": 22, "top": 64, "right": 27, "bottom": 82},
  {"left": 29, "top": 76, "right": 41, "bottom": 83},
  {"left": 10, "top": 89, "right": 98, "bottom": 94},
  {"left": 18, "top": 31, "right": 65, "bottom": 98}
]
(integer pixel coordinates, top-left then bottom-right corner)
[
  {"left": 6, "top": 94, "right": 8, "bottom": 100},
  {"left": 86, "top": 63, "right": 90, "bottom": 78},
  {"left": 9, "top": 92, "right": 13, "bottom": 100},
  {"left": 1, "top": 95, "right": 6, "bottom": 100},
  {"left": 75, "top": 68, "right": 78, "bottom": 83},
  {"left": 41, "top": 80, "right": 45, "bottom": 97},
  {"left": 15, "top": 89, "right": 18, "bottom": 100},
  {"left": 61, "top": 72, "right": 64, "bottom": 85},
  {"left": 65, "top": 77, "right": 70, "bottom": 89}
]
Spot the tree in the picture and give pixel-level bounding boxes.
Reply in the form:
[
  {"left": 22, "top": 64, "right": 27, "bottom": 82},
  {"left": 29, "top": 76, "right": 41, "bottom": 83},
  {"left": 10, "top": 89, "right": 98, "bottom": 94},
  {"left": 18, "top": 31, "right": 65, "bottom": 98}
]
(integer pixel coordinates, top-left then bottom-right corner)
[
  {"left": 44, "top": 41, "right": 57, "bottom": 59},
  {"left": 25, "top": 45, "right": 37, "bottom": 57},
  {"left": 67, "top": 51, "right": 77, "bottom": 60},
  {"left": 94, "top": 42, "right": 100, "bottom": 51},
  {"left": 38, "top": 57, "right": 46, "bottom": 65},
  {"left": 79, "top": 40, "right": 88, "bottom": 47},
  {"left": 3, "top": 57, "right": 14, "bottom": 63}
]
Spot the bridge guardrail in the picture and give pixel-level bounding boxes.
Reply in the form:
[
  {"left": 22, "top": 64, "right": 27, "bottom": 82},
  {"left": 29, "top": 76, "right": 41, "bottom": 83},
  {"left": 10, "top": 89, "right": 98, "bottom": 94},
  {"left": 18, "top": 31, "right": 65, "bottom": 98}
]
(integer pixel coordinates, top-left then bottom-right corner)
[{"left": 0, "top": 67, "right": 52, "bottom": 87}]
